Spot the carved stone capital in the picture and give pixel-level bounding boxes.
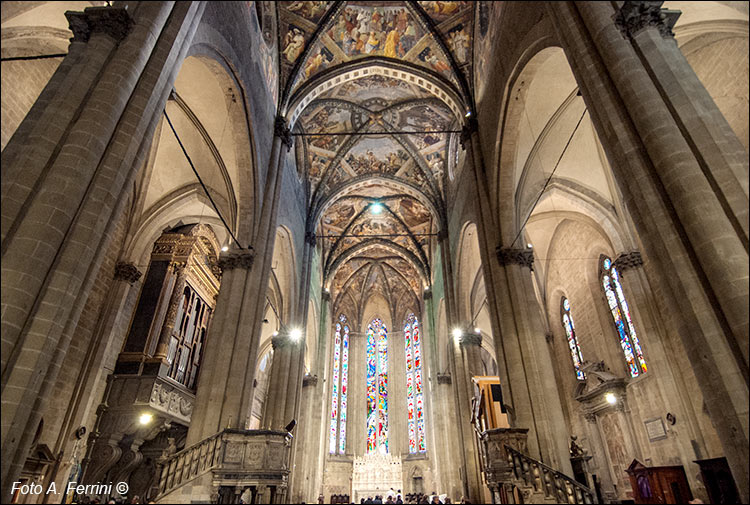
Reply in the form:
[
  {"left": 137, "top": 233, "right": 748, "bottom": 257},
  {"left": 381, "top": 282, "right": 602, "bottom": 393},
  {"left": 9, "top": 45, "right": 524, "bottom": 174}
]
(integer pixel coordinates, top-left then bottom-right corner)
[
  {"left": 423, "top": 289, "right": 432, "bottom": 301},
  {"left": 614, "top": 1, "right": 681, "bottom": 39},
  {"left": 302, "top": 374, "right": 318, "bottom": 387},
  {"left": 65, "top": 6, "right": 133, "bottom": 44},
  {"left": 114, "top": 261, "right": 143, "bottom": 284},
  {"left": 437, "top": 372, "right": 452, "bottom": 384},
  {"left": 613, "top": 251, "right": 643, "bottom": 273},
  {"left": 218, "top": 248, "right": 255, "bottom": 272},
  {"left": 496, "top": 247, "right": 534, "bottom": 270},
  {"left": 460, "top": 116, "right": 478, "bottom": 150},
  {"left": 271, "top": 334, "right": 291, "bottom": 350},
  {"left": 584, "top": 412, "right": 598, "bottom": 424},
  {"left": 321, "top": 290, "right": 331, "bottom": 302},
  {"left": 305, "top": 231, "right": 317, "bottom": 246},
  {"left": 460, "top": 332, "right": 482, "bottom": 347},
  {"left": 275, "top": 115, "right": 293, "bottom": 150}
]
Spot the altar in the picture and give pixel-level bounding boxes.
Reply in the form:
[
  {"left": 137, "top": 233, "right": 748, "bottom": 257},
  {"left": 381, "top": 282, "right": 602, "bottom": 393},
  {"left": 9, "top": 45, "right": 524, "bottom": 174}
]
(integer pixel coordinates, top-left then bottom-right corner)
[{"left": 352, "top": 452, "right": 404, "bottom": 502}]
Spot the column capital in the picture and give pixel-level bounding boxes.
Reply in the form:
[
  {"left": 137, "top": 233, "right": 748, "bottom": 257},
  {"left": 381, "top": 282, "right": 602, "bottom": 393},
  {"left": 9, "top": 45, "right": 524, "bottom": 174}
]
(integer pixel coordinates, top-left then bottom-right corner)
[
  {"left": 437, "top": 372, "right": 452, "bottom": 385},
  {"left": 459, "top": 332, "right": 482, "bottom": 347},
  {"left": 302, "top": 374, "right": 318, "bottom": 387},
  {"left": 304, "top": 231, "right": 317, "bottom": 246},
  {"left": 423, "top": 289, "right": 432, "bottom": 301},
  {"left": 613, "top": 1, "right": 681, "bottom": 39},
  {"left": 496, "top": 247, "right": 534, "bottom": 270},
  {"left": 583, "top": 412, "right": 598, "bottom": 424},
  {"left": 613, "top": 250, "right": 644, "bottom": 273},
  {"left": 65, "top": 6, "right": 134, "bottom": 44},
  {"left": 114, "top": 261, "right": 142, "bottom": 284},
  {"left": 460, "top": 116, "right": 478, "bottom": 149},
  {"left": 321, "top": 289, "right": 331, "bottom": 302},
  {"left": 218, "top": 248, "right": 255, "bottom": 272},
  {"left": 274, "top": 115, "right": 293, "bottom": 150}
]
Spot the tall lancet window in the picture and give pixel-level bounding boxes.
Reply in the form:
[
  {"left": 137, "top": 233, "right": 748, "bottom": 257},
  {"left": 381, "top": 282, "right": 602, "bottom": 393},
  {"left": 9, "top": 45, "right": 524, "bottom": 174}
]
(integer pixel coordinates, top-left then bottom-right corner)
[
  {"left": 561, "top": 297, "right": 585, "bottom": 380},
  {"left": 404, "top": 314, "right": 426, "bottom": 453},
  {"left": 329, "top": 314, "right": 350, "bottom": 454},
  {"left": 366, "top": 318, "right": 388, "bottom": 454},
  {"left": 601, "top": 257, "right": 647, "bottom": 377}
]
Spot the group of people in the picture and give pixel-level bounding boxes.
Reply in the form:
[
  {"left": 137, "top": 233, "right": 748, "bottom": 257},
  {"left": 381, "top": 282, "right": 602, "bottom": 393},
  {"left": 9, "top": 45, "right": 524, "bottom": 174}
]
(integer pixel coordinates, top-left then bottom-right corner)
[{"left": 318, "top": 489, "right": 471, "bottom": 504}]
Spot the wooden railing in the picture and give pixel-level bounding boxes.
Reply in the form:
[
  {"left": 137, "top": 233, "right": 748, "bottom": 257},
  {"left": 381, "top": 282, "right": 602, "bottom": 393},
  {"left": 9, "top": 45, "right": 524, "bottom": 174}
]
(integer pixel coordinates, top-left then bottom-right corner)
[
  {"left": 505, "top": 445, "right": 595, "bottom": 504},
  {"left": 158, "top": 430, "right": 223, "bottom": 496}
]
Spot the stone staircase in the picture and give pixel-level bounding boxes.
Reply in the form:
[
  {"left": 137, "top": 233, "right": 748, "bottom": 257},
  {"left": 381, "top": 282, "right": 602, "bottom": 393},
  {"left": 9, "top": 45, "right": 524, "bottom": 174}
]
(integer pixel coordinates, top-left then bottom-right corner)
[
  {"left": 477, "top": 428, "right": 596, "bottom": 504},
  {"left": 155, "top": 429, "right": 291, "bottom": 503}
]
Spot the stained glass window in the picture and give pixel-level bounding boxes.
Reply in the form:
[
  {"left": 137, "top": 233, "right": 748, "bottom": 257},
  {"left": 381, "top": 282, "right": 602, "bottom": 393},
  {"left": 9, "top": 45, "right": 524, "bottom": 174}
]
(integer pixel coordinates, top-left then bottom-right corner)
[
  {"left": 366, "top": 318, "right": 388, "bottom": 454},
  {"left": 404, "top": 314, "right": 426, "bottom": 453},
  {"left": 329, "top": 314, "right": 350, "bottom": 454},
  {"left": 561, "top": 297, "right": 585, "bottom": 380},
  {"left": 601, "top": 257, "right": 647, "bottom": 377}
]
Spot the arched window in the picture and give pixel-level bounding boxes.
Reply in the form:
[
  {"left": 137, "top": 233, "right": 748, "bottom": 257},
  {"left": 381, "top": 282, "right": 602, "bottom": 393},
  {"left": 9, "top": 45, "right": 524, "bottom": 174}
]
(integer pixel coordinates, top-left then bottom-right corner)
[
  {"left": 404, "top": 313, "right": 426, "bottom": 453},
  {"left": 329, "top": 314, "right": 350, "bottom": 454},
  {"left": 366, "top": 318, "right": 388, "bottom": 454},
  {"left": 561, "top": 297, "right": 585, "bottom": 380},
  {"left": 601, "top": 257, "right": 647, "bottom": 377}
]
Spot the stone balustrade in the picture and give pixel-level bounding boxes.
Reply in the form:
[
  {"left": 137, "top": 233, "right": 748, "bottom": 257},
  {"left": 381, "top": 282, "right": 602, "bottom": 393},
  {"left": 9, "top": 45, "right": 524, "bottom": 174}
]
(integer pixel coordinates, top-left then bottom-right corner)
[{"left": 156, "top": 429, "right": 291, "bottom": 503}]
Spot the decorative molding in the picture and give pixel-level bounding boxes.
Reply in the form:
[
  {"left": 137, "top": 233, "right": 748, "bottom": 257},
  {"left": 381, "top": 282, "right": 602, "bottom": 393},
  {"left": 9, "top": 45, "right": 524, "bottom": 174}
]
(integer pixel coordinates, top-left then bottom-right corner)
[
  {"left": 274, "top": 115, "right": 293, "bottom": 149},
  {"left": 496, "top": 247, "right": 534, "bottom": 270},
  {"left": 114, "top": 261, "right": 143, "bottom": 284},
  {"left": 614, "top": 251, "right": 643, "bottom": 273},
  {"left": 149, "top": 379, "right": 194, "bottom": 424},
  {"left": 614, "top": 1, "right": 681, "bottom": 39},
  {"left": 302, "top": 374, "right": 318, "bottom": 387},
  {"left": 218, "top": 248, "right": 255, "bottom": 272},
  {"left": 436, "top": 373, "right": 452, "bottom": 385},
  {"left": 65, "top": 6, "right": 133, "bottom": 44}
]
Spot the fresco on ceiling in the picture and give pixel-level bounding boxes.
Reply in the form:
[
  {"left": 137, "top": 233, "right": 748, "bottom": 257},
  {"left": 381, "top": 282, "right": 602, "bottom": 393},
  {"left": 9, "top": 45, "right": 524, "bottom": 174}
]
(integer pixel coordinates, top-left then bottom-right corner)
[
  {"left": 300, "top": 104, "right": 353, "bottom": 151},
  {"left": 344, "top": 136, "right": 409, "bottom": 176},
  {"left": 289, "top": 3, "right": 461, "bottom": 94},
  {"left": 321, "top": 75, "right": 430, "bottom": 104},
  {"left": 418, "top": 1, "right": 472, "bottom": 22},
  {"left": 278, "top": 2, "right": 336, "bottom": 89},
  {"left": 250, "top": 2, "right": 279, "bottom": 107},
  {"left": 384, "top": 100, "right": 454, "bottom": 131},
  {"left": 474, "top": 1, "right": 503, "bottom": 101},
  {"left": 398, "top": 198, "right": 432, "bottom": 228}
]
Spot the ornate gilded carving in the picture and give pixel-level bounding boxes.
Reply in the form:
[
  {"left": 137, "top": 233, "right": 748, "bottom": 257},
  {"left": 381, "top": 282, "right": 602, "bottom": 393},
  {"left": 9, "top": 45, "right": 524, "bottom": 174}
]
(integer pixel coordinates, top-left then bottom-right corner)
[
  {"left": 614, "top": 251, "right": 644, "bottom": 273},
  {"left": 614, "top": 1, "right": 681, "bottom": 39},
  {"left": 496, "top": 247, "right": 534, "bottom": 270},
  {"left": 65, "top": 6, "right": 133, "bottom": 44},
  {"left": 114, "top": 261, "right": 143, "bottom": 284},
  {"left": 218, "top": 248, "right": 255, "bottom": 272}
]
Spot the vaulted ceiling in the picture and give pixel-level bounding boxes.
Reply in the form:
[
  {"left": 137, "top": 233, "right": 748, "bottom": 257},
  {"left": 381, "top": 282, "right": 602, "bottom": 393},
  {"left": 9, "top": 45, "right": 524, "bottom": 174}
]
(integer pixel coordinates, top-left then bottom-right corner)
[{"left": 277, "top": 1, "right": 475, "bottom": 320}]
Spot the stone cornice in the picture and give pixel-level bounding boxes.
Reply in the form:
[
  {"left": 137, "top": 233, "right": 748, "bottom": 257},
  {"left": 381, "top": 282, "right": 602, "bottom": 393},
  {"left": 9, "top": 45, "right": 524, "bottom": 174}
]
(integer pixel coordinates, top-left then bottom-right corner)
[
  {"left": 496, "top": 247, "right": 534, "bottom": 270},
  {"left": 114, "top": 261, "right": 142, "bottom": 284},
  {"left": 65, "top": 6, "right": 133, "bottom": 44},
  {"left": 614, "top": 1, "right": 681, "bottom": 39}
]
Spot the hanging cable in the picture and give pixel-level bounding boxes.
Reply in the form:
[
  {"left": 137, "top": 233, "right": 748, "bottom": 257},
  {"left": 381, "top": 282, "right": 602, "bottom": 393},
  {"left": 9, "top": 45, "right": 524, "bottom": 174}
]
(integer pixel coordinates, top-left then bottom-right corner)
[
  {"left": 510, "top": 107, "right": 588, "bottom": 248},
  {"left": 163, "top": 109, "right": 245, "bottom": 250}
]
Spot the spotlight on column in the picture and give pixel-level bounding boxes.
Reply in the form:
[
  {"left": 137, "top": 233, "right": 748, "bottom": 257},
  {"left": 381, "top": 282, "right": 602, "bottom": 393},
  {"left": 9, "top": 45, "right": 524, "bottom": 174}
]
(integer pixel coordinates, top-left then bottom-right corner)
[
  {"left": 526, "top": 243, "right": 533, "bottom": 249},
  {"left": 370, "top": 202, "right": 383, "bottom": 214},
  {"left": 221, "top": 245, "right": 229, "bottom": 252},
  {"left": 474, "top": 327, "right": 481, "bottom": 334},
  {"left": 452, "top": 328, "right": 463, "bottom": 341},
  {"left": 605, "top": 392, "right": 617, "bottom": 405},
  {"left": 272, "top": 331, "right": 279, "bottom": 337},
  {"left": 465, "top": 110, "right": 472, "bottom": 118},
  {"left": 139, "top": 413, "right": 153, "bottom": 425},
  {"left": 290, "top": 328, "right": 303, "bottom": 341}
]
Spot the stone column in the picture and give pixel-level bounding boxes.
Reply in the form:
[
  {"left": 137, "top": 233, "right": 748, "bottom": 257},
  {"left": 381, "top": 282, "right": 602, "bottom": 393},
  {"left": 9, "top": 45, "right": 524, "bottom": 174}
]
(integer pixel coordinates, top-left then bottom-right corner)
[
  {"left": 548, "top": 3, "right": 748, "bottom": 499},
  {"left": 43, "top": 261, "right": 143, "bottom": 503},
  {"left": 0, "top": 4, "right": 206, "bottom": 500},
  {"left": 308, "top": 289, "right": 330, "bottom": 500},
  {"left": 187, "top": 116, "right": 293, "bottom": 446},
  {"left": 497, "top": 248, "right": 572, "bottom": 476},
  {"left": 264, "top": 330, "right": 298, "bottom": 430},
  {"left": 583, "top": 413, "right": 615, "bottom": 501}
]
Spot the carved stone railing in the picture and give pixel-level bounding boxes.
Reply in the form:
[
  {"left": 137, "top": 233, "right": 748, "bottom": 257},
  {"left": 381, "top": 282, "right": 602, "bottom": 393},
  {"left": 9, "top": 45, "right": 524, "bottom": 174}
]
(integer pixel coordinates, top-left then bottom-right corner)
[
  {"left": 157, "top": 429, "right": 291, "bottom": 502},
  {"left": 506, "top": 445, "right": 595, "bottom": 504},
  {"left": 158, "top": 430, "right": 223, "bottom": 496}
]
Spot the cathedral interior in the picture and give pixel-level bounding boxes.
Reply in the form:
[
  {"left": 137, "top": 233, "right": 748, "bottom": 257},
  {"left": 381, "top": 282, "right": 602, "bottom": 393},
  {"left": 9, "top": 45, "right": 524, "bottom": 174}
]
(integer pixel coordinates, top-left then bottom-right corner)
[{"left": 1, "top": 1, "right": 748, "bottom": 504}]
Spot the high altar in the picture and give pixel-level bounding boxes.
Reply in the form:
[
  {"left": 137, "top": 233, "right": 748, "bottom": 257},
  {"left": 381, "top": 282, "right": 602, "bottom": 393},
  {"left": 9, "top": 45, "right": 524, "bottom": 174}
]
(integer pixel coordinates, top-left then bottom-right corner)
[{"left": 352, "top": 453, "right": 404, "bottom": 502}]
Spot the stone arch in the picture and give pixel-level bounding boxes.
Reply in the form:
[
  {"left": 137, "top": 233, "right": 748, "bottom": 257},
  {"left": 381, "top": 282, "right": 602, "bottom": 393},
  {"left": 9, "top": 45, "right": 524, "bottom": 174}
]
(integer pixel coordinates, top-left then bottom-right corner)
[
  {"left": 455, "top": 222, "right": 483, "bottom": 324},
  {"left": 271, "top": 225, "right": 297, "bottom": 323}
]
